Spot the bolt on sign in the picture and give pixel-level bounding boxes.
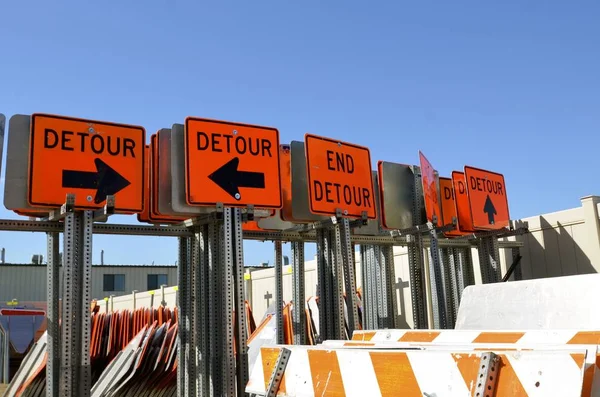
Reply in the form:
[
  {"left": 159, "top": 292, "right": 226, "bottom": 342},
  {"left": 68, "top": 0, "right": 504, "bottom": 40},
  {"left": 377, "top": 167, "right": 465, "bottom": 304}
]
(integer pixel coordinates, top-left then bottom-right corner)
[
  {"left": 184, "top": 117, "right": 282, "bottom": 208},
  {"left": 27, "top": 114, "right": 145, "bottom": 213},
  {"left": 464, "top": 166, "right": 510, "bottom": 230},
  {"left": 418, "top": 151, "right": 441, "bottom": 224},
  {"left": 439, "top": 177, "right": 467, "bottom": 237},
  {"left": 451, "top": 171, "right": 475, "bottom": 232},
  {"left": 304, "top": 134, "right": 376, "bottom": 219}
]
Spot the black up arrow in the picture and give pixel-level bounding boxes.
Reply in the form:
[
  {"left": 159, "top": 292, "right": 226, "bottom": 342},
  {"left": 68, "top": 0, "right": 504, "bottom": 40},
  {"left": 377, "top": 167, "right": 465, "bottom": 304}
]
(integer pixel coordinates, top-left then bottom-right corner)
[
  {"left": 62, "top": 158, "right": 131, "bottom": 204},
  {"left": 483, "top": 194, "right": 497, "bottom": 224},
  {"left": 208, "top": 157, "right": 265, "bottom": 200}
]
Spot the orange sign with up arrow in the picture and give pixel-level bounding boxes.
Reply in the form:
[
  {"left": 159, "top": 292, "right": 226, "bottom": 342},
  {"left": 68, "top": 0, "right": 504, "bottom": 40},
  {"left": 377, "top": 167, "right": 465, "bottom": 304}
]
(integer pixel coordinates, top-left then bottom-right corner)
[
  {"left": 464, "top": 166, "right": 510, "bottom": 230},
  {"left": 184, "top": 117, "right": 282, "bottom": 209},
  {"left": 28, "top": 113, "right": 145, "bottom": 213}
]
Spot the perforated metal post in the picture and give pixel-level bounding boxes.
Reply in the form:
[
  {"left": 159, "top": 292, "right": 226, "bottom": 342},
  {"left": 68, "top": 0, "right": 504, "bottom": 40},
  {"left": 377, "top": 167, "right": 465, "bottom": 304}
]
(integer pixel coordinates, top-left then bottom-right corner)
[
  {"left": 338, "top": 219, "right": 360, "bottom": 336},
  {"left": 232, "top": 208, "right": 249, "bottom": 396},
  {"left": 478, "top": 236, "right": 501, "bottom": 284},
  {"left": 367, "top": 245, "right": 377, "bottom": 329},
  {"left": 330, "top": 227, "right": 346, "bottom": 339},
  {"left": 381, "top": 245, "right": 397, "bottom": 329},
  {"left": 46, "top": 232, "right": 60, "bottom": 397},
  {"left": 408, "top": 166, "right": 429, "bottom": 330},
  {"left": 437, "top": 247, "right": 454, "bottom": 327},
  {"left": 455, "top": 247, "right": 475, "bottom": 291},
  {"left": 79, "top": 210, "right": 93, "bottom": 397},
  {"left": 474, "top": 352, "right": 500, "bottom": 397},
  {"left": 359, "top": 245, "right": 371, "bottom": 329},
  {"left": 177, "top": 236, "right": 191, "bottom": 397},
  {"left": 59, "top": 208, "right": 92, "bottom": 397},
  {"left": 292, "top": 241, "right": 306, "bottom": 345},
  {"left": 192, "top": 227, "right": 206, "bottom": 397},
  {"left": 428, "top": 230, "right": 447, "bottom": 329},
  {"left": 274, "top": 241, "right": 285, "bottom": 344},
  {"left": 323, "top": 229, "right": 336, "bottom": 340},
  {"left": 207, "top": 221, "right": 219, "bottom": 397},
  {"left": 220, "top": 208, "right": 236, "bottom": 396},
  {"left": 265, "top": 348, "right": 292, "bottom": 397},
  {"left": 446, "top": 248, "right": 460, "bottom": 323},
  {"left": 315, "top": 228, "right": 328, "bottom": 341}
]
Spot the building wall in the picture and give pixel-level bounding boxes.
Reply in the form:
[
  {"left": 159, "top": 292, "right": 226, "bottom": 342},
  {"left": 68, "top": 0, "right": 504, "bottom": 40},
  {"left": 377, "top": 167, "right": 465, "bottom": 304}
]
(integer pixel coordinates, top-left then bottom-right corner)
[{"left": 0, "top": 265, "right": 177, "bottom": 302}]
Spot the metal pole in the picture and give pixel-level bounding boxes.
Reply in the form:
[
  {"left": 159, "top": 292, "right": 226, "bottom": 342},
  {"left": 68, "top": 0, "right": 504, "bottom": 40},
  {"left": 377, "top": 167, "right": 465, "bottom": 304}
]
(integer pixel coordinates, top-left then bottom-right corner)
[
  {"left": 46, "top": 232, "right": 60, "bottom": 397},
  {"left": 79, "top": 210, "right": 93, "bottom": 397},
  {"left": 177, "top": 236, "right": 190, "bottom": 397},
  {"left": 427, "top": 230, "right": 447, "bottom": 329},
  {"left": 338, "top": 219, "right": 360, "bottom": 336},
  {"left": 315, "top": 229, "right": 325, "bottom": 341},
  {"left": 192, "top": 226, "right": 206, "bottom": 396},
  {"left": 292, "top": 241, "right": 306, "bottom": 345},
  {"left": 381, "top": 245, "right": 397, "bottom": 329},
  {"left": 59, "top": 209, "right": 92, "bottom": 397},
  {"left": 220, "top": 208, "right": 236, "bottom": 396},
  {"left": 232, "top": 208, "right": 249, "bottom": 396},
  {"left": 274, "top": 241, "right": 284, "bottom": 345}
]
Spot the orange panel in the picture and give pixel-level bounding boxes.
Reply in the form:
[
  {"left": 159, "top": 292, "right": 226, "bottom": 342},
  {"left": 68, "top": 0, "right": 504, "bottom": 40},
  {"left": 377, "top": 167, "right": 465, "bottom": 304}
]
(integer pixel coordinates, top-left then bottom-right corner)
[
  {"left": 184, "top": 117, "right": 282, "bottom": 209},
  {"left": 28, "top": 113, "right": 145, "bottom": 213},
  {"left": 304, "top": 134, "right": 376, "bottom": 219},
  {"left": 279, "top": 144, "right": 295, "bottom": 222},
  {"left": 418, "top": 151, "right": 440, "bottom": 224},
  {"left": 464, "top": 166, "right": 510, "bottom": 230},
  {"left": 439, "top": 177, "right": 468, "bottom": 237},
  {"left": 137, "top": 144, "right": 151, "bottom": 223},
  {"left": 452, "top": 171, "right": 475, "bottom": 232}
]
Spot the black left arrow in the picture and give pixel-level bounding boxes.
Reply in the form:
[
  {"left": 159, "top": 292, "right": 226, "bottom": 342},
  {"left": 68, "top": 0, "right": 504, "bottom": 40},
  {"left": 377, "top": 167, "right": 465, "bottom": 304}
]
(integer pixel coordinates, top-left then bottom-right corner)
[
  {"left": 62, "top": 158, "right": 131, "bottom": 204},
  {"left": 208, "top": 157, "right": 265, "bottom": 200},
  {"left": 483, "top": 194, "right": 497, "bottom": 224}
]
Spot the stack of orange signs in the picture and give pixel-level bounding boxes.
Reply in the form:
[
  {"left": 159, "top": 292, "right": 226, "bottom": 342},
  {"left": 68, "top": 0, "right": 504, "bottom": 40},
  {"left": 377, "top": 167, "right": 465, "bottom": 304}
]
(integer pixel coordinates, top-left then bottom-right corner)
[{"left": 7, "top": 302, "right": 258, "bottom": 396}]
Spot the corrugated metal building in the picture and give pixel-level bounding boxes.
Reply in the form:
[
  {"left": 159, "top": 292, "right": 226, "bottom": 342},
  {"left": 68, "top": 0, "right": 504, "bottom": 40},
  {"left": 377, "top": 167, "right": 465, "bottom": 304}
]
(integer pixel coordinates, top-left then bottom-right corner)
[{"left": 0, "top": 264, "right": 177, "bottom": 302}]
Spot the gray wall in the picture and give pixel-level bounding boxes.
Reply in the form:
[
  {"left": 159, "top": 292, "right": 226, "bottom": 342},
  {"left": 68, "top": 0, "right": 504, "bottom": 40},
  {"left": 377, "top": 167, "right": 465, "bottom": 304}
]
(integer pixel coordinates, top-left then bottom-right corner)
[{"left": 0, "top": 265, "right": 177, "bottom": 302}]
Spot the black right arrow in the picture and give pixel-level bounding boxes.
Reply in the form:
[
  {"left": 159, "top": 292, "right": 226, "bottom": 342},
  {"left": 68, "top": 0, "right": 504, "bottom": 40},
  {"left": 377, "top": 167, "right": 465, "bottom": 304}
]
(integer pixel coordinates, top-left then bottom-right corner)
[
  {"left": 208, "top": 157, "right": 265, "bottom": 200},
  {"left": 483, "top": 194, "right": 497, "bottom": 224},
  {"left": 62, "top": 158, "right": 131, "bottom": 204}
]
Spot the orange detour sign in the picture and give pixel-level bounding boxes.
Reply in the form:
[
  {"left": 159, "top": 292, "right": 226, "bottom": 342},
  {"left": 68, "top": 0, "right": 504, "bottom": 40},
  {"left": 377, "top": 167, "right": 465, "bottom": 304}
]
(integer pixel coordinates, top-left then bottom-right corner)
[
  {"left": 304, "top": 134, "right": 376, "bottom": 219},
  {"left": 439, "top": 177, "right": 467, "bottom": 237},
  {"left": 184, "top": 117, "right": 282, "bottom": 208},
  {"left": 451, "top": 171, "right": 475, "bottom": 232},
  {"left": 464, "top": 166, "right": 510, "bottom": 230},
  {"left": 418, "top": 151, "right": 441, "bottom": 224},
  {"left": 28, "top": 113, "right": 145, "bottom": 213}
]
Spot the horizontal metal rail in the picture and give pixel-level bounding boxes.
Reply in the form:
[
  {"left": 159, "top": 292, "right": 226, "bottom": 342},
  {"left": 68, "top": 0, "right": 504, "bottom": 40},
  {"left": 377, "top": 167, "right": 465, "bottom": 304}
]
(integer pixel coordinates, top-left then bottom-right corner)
[{"left": 0, "top": 218, "right": 525, "bottom": 247}]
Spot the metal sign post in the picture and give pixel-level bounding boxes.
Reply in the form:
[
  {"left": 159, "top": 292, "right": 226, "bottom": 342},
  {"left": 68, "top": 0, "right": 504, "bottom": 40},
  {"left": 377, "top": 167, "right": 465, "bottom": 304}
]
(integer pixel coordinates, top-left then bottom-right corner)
[
  {"left": 53, "top": 195, "right": 95, "bottom": 397},
  {"left": 291, "top": 241, "right": 306, "bottom": 345}
]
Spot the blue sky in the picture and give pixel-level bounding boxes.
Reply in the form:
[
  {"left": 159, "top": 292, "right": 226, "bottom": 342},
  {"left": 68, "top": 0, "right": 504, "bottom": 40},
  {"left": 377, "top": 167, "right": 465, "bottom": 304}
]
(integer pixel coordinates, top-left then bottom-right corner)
[{"left": 0, "top": 1, "right": 599, "bottom": 265}]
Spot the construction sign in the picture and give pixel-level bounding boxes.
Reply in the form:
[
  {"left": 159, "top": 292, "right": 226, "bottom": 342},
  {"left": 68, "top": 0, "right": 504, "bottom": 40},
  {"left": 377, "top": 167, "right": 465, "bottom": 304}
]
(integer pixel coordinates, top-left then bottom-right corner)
[
  {"left": 464, "top": 166, "right": 510, "bottom": 230},
  {"left": 184, "top": 117, "right": 282, "bottom": 208},
  {"left": 305, "top": 134, "right": 376, "bottom": 219},
  {"left": 28, "top": 113, "right": 145, "bottom": 213},
  {"left": 451, "top": 171, "right": 475, "bottom": 232},
  {"left": 439, "top": 177, "right": 466, "bottom": 237},
  {"left": 418, "top": 151, "right": 440, "bottom": 224}
]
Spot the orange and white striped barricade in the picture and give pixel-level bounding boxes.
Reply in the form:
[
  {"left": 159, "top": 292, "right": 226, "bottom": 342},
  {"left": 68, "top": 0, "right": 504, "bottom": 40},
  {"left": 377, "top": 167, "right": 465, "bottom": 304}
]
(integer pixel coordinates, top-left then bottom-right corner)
[
  {"left": 351, "top": 329, "right": 600, "bottom": 345},
  {"left": 246, "top": 344, "right": 589, "bottom": 396}
]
